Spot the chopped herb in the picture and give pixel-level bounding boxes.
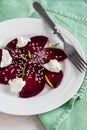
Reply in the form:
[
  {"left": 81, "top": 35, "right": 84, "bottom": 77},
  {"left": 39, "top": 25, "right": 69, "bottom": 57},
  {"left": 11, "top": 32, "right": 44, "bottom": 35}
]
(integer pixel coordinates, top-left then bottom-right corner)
[
  {"left": 48, "top": 43, "right": 59, "bottom": 48},
  {"left": 45, "top": 75, "right": 53, "bottom": 88},
  {"left": 28, "top": 51, "right": 32, "bottom": 58},
  {"left": 21, "top": 55, "right": 27, "bottom": 61},
  {"left": 21, "top": 66, "right": 25, "bottom": 79}
]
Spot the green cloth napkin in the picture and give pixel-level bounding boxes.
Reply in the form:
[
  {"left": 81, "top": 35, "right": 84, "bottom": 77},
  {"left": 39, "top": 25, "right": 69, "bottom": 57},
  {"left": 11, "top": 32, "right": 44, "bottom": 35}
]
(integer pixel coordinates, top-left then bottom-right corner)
[{"left": 0, "top": 0, "right": 87, "bottom": 130}]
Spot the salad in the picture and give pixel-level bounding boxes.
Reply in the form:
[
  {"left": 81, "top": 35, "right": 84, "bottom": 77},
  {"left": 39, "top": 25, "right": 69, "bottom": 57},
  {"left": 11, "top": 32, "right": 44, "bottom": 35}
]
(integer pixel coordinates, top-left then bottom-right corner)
[{"left": 0, "top": 36, "right": 67, "bottom": 98}]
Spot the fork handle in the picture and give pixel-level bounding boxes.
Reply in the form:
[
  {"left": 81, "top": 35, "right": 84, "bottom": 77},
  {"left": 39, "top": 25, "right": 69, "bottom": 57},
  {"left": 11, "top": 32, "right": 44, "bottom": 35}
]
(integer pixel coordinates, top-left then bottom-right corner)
[{"left": 33, "top": 2, "right": 66, "bottom": 43}]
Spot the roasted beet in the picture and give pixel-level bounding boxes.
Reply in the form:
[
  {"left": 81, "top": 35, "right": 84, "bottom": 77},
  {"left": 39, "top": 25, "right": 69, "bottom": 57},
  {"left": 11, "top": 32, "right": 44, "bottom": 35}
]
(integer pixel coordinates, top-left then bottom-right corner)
[
  {"left": 45, "top": 70, "right": 63, "bottom": 88},
  {"left": 6, "top": 38, "right": 17, "bottom": 49},
  {"left": 0, "top": 64, "right": 22, "bottom": 84},
  {"left": 19, "top": 62, "right": 45, "bottom": 98},
  {"left": 45, "top": 48, "right": 67, "bottom": 62}
]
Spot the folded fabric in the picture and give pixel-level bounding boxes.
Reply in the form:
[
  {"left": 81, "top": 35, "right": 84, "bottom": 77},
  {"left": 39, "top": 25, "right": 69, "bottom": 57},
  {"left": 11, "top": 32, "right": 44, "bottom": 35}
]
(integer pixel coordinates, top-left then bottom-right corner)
[{"left": 0, "top": 0, "right": 87, "bottom": 130}]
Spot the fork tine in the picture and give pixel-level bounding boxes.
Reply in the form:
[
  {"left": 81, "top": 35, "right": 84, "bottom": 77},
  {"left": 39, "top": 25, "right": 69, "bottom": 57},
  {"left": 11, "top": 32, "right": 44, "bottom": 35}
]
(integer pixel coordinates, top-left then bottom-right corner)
[
  {"left": 69, "top": 56, "right": 82, "bottom": 72},
  {"left": 74, "top": 51, "right": 87, "bottom": 69},
  {"left": 71, "top": 54, "right": 85, "bottom": 71},
  {"left": 75, "top": 51, "right": 87, "bottom": 66}
]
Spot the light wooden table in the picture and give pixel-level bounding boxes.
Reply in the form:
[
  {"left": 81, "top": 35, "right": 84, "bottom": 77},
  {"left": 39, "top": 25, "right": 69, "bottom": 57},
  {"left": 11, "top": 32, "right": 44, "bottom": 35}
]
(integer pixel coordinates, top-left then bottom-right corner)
[{"left": 0, "top": 112, "right": 46, "bottom": 130}]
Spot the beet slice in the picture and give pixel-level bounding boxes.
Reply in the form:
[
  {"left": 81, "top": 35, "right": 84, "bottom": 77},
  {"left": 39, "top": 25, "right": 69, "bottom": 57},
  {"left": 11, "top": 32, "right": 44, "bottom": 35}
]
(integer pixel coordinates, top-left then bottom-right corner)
[
  {"left": 30, "top": 35, "right": 48, "bottom": 45},
  {"left": 19, "top": 75, "right": 45, "bottom": 98},
  {"left": 0, "top": 64, "right": 22, "bottom": 84},
  {"left": 45, "top": 70, "right": 63, "bottom": 88},
  {"left": 19, "top": 61, "right": 45, "bottom": 98},
  {"left": 6, "top": 38, "right": 17, "bottom": 49},
  {"left": 22, "top": 36, "right": 48, "bottom": 54},
  {"left": 45, "top": 48, "right": 67, "bottom": 62}
]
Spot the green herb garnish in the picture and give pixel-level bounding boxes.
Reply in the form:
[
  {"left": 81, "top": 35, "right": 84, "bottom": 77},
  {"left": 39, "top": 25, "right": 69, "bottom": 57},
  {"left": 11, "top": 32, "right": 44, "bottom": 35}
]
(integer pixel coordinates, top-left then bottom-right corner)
[
  {"left": 21, "top": 66, "right": 25, "bottom": 79},
  {"left": 48, "top": 43, "right": 60, "bottom": 48},
  {"left": 21, "top": 55, "right": 27, "bottom": 61},
  {"left": 45, "top": 75, "right": 53, "bottom": 88},
  {"left": 28, "top": 51, "right": 32, "bottom": 58}
]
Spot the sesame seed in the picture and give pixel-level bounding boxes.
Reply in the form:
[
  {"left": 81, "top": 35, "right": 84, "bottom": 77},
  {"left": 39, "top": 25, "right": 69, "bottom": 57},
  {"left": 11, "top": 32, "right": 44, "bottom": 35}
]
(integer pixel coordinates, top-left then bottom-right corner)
[
  {"left": 38, "top": 70, "right": 41, "bottom": 74},
  {"left": 41, "top": 77, "right": 43, "bottom": 79},
  {"left": 59, "top": 55, "right": 62, "bottom": 58},
  {"left": 34, "top": 64, "right": 36, "bottom": 67},
  {"left": 5, "top": 77, "right": 8, "bottom": 81},
  {"left": 23, "top": 50, "right": 25, "bottom": 53},
  {"left": 32, "top": 43, "right": 35, "bottom": 46},
  {"left": 11, "top": 69, "right": 15, "bottom": 74},
  {"left": 32, "top": 70, "right": 35, "bottom": 72},
  {"left": 28, "top": 76, "right": 32, "bottom": 79},
  {"left": 31, "top": 72, "right": 34, "bottom": 74},
  {"left": 33, "top": 47, "right": 36, "bottom": 50},
  {"left": 55, "top": 56, "right": 58, "bottom": 58},
  {"left": 41, "top": 72, "right": 43, "bottom": 75},
  {"left": 50, "top": 51, "right": 52, "bottom": 54},
  {"left": 39, "top": 77, "right": 41, "bottom": 80},
  {"left": 39, "top": 81, "right": 41, "bottom": 83},
  {"left": 35, "top": 77, "right": 38, "bottom": 81},
  {"left": 13, "top": 40, "right": 15, "bottom": 43},
  {"left": 29, "top": 44, "right": 31, "bottom": 46},
  {"left": 46, "top": 52, "right": 49, "bottom": 54},
  {"left": 37, "top": 47, "right": 40, "bottom": 51},
  {"left": 5, "top": 69, "right": 8, "bottom": 71}
]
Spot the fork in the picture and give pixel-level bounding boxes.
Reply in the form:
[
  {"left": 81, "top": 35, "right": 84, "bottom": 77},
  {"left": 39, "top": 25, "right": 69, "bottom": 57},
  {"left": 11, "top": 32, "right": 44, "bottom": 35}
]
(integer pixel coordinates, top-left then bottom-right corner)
[{"left": 33, "top": 2, "right": 87, "bottom": 72}]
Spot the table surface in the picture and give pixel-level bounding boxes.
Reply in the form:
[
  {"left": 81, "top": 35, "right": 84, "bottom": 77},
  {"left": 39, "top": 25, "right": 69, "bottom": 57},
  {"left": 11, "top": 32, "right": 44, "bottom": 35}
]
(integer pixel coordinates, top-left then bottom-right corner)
[{"left": 0, "top": 112, "right": 46, "bottom": 130}]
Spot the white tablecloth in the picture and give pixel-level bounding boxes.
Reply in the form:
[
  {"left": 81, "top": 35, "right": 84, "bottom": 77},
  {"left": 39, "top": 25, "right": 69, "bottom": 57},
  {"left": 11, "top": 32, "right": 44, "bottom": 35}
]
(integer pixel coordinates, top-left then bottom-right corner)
[{"left": 0, "top": 112, "right": 46, "bottom": 130}]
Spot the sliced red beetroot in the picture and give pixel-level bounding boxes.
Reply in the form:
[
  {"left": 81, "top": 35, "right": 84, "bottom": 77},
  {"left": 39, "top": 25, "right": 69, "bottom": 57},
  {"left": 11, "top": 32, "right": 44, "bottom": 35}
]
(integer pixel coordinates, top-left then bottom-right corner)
[
  {"left": 19, "top": 75, "right": 45, "bottom": 98},
  {"left": 6, "top": 38, "right": 17, "bottom": 49},
  {"left": 0, "top": 64, "right": 22, "bottom": 84},
  {"left": 44, "top": 48, "right": 67, "bottom": 63},
  {"left": 22, "top": 36, "right": 48, "bottom": 54},
  {"left": 45, "top": 70, "right": 63, "bottom": 88},
  {"left": 19, "top": 61, "right": 45, "bottom": 98},
  {"left": 0, "top": 49, "right": 2, "bottom": 62},
  {"left": 30, "top": 35, "right": 48, "bottom": 45}
]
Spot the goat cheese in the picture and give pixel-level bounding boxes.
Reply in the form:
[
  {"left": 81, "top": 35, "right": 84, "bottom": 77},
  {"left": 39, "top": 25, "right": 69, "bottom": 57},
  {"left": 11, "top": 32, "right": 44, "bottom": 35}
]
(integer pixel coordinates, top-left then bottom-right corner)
[
  {"left": 8, "top": 77, "right": 26, "bottom": 93},
  {"left": 43, "top": 59, "right": 61, "bottom": 72},
  {"left": 17, "top": 37, "right": 31, "bottom": 48},
  {"left": 0, "top": 49, "right": 12, "bottom": 68}
]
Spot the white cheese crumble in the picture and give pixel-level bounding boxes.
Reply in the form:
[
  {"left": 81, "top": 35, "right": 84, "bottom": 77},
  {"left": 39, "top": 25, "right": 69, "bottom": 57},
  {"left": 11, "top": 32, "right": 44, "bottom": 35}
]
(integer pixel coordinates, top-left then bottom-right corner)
[
  {"left": 17, "top": 37, "right": 31, "bottom": 48},
  {"left": 0, "top": 49, "right": 12, "bottom": 68},
  {"left": 43, "top": 59, "right": 61, "bottom": 72},
  {"left": 8, "top": 78, "right": 26, "bottom": 93}
]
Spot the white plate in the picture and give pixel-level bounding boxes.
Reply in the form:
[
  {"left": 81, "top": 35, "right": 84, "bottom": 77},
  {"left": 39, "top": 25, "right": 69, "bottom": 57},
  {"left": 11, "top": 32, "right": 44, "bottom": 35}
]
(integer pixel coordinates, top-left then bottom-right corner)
[{"left": 0, "top": 18, "right": 86, "bottom": 115}]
